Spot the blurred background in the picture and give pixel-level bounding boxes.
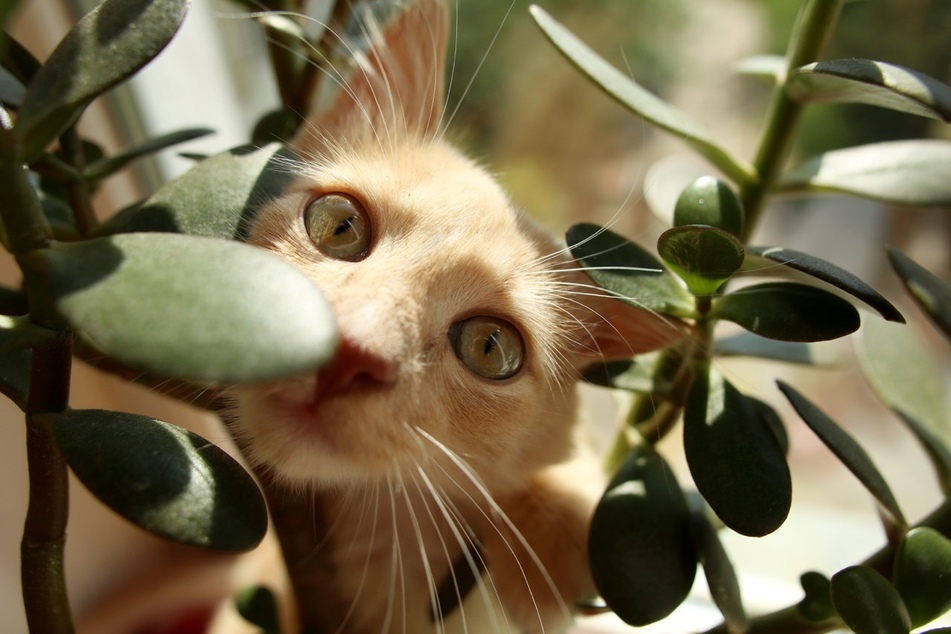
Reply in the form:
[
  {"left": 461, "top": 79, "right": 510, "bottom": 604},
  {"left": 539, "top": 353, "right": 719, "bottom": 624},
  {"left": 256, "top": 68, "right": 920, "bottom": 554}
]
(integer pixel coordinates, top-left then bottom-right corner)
[{"left": 2, "top": 0, "right": 951, "bottom": 631}]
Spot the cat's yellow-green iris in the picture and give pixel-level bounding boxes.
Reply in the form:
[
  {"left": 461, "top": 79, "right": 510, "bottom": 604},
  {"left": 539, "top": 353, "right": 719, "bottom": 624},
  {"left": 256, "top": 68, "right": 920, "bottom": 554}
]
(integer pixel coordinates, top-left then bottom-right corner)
[
  {"left": 305, "top": 193, "right": 371, "bottom": 261},
  {"left": 451, "top": 316, "right": 524, "bottom": 380}
]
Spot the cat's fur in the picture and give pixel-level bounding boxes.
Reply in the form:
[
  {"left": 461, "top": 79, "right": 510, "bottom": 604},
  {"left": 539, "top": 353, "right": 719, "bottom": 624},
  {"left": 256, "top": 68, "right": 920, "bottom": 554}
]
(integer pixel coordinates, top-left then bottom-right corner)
[{"left": 89, "top": 1, "right": 683, "bottom": 633}]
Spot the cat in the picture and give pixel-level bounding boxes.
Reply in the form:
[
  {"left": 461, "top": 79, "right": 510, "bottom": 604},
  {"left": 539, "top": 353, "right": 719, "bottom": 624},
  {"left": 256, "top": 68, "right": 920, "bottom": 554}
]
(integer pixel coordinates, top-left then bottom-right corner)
[{"left": 80, "top": 1, "right": 685, "bottom": 633}]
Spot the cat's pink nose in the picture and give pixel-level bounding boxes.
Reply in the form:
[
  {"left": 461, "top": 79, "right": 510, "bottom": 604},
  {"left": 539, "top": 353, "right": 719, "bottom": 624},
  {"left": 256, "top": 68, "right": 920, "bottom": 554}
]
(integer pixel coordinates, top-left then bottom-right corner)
[{"left": 313, "top": 336, "right": 399, "bottom": 402}]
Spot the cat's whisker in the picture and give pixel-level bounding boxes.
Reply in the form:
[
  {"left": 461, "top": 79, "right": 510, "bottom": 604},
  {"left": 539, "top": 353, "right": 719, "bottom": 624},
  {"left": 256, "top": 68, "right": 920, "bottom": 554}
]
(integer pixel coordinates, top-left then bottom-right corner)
[
  {"left": 415, "top": 428, "right": 571, "bottom": 633},
  {"left": 383, "top": 471, "right": 404, "bottom": 634},
  {"left": 333, "top": 482, "right": 382, "bottom": 634}
]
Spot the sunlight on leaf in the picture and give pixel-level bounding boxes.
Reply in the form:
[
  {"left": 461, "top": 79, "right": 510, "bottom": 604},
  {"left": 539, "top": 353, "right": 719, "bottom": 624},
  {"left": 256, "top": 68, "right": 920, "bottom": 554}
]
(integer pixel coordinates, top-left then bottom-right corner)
[
  {"left": 673, "top": 176, "right": 744, "bottom": 237},
  {"left": 658, "top": 225, "right": 745, "bottom": 298}
]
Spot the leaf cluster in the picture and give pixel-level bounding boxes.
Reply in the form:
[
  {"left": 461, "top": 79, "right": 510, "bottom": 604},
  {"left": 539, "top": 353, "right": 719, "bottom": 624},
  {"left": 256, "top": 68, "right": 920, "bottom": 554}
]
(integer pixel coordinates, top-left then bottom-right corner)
[{"left": 531, "top": 0, "right": 951, "bottom": 631}]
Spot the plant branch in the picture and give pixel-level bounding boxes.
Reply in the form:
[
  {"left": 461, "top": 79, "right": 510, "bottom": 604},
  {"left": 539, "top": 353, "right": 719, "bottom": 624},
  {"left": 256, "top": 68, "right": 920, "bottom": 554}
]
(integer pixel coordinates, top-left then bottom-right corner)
[
  {"left": 739, "top": 0, "right": 845, "bottom": 241},
  {"left": 57, "top": 128, "right": 98, "bottom": 238}
]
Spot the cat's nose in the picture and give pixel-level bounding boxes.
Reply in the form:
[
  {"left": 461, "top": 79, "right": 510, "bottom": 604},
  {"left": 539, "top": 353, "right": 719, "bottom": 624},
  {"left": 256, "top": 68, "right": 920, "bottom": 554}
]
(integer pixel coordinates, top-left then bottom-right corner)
[{"left": 313, "top": 335, "right": 400, "bottom": 401}]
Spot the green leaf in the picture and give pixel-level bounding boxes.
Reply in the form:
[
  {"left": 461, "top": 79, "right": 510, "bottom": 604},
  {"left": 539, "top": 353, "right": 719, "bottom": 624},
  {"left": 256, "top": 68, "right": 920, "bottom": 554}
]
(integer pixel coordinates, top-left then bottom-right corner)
[
  {"left": 0, "top": 314, "right": 57, "bottom": 352},
  {"left": 750, "top": 395, "right": 789, "bottom": 456},
  {"left": 48, "top": 409, "right": 267, "bottom": 551},
  {"left": 673, "top": 177, "right": 744, "bottom": 237},
  {"left": 711, "top": 282, "right": 860, "bottom": 342},
  {"left": 657, "top": 225, "right": 745, "bottom": 298},
  {"left": 894, "top": 527, "right": 951, "bottom": 628},
  {"left": 778, "top": 381, "right": 905, "bottom": 525},
  {"left": 746, "top": 246, "right": 904, "bottom": 323},
  {"left": 787, "top": 59, "right": 951, "bottom": 122},
  {"left": 778, "top": 140, "right": 951, "bottom": 207},
  {"left": 235, "top": 585, "right": 281, "bottom": 634},
  {"left": 798, "top": 571, "right": 835, "bottom": 623},
  {"left": 97, "top": 143, "right": 296, "bottom": 241},
  {"left": 84, "top": 127, "right": 214, "bottom": 183},
  {"left": 887, "top": 246, "right": 951, "bottom": 341},
  {"left": 689, "top": 509, "right": 747, "bottom": 632},
  {"left": 14, "top": 0, "right": 190, "bottom": 163},
  {"left": 714, "top": 332, "right": 837, "bottom": 366},
  {"left": 528, "top": 5, "right": 757, "bottom": 187},
  {"left": 684, "top": 367, "right": 791, "bottom": 537},
  {"left": 589, "top": 445, "right": 697, "bottom": 626},
  {"left": 831, "top": 566, "right": 912, "bottom": 634},
  {"left": 859, "top": 318, "right": 949, "bottom": 438},
  {"left": 20, "top": 233, "right": 337, "bottom": 383},
  {"left": 581, "top": 356, "right": 660, "bottom": 393},
  {"left": 732, "top": 54, "right": 785, "bottom": 82},
  {"left": 566, "top": 223, "right": 694, "bottom": 317}
]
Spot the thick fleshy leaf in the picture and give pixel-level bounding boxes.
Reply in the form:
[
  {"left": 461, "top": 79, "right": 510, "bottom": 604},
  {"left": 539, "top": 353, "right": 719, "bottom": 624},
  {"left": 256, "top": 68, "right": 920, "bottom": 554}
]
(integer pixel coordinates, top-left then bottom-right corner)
[
  {"left": 581, "top": 357, "right": 658, "bottom": 393},
  {"left": 658, "top": 225, "right": 744, "bottom": 298},
  {"left": 689, "top": 509, "right": 746, "bottom": 631},
  {"left": 589, "top": 446, "right": 697, "bottom": 626},
  {"left": 894, "top": 527, "right": 951, "bottom": 627},
  {"left": 750, "top": 396, "right": 789, "bottom": 456},
  {"left": 684, "top": 367, "right": 791, "bottom": 536},
  {"left": 887, "top": 246, "right": 951, "bottom": 341},
  {"left": 831, "top": 566, "right": 912, "bottom": 634},
  {"left": 673, "top": 177, "right": 744, "bottom": 237},
  {"left": 98, "top": 143, "right": 296, "bottom": 240},
  {"left": 746, "top": 246, "right": 904, "bottom": 323},
  {"left": 566, "top": 223, "right": 694, "bottom": 317},
  {"left": 787, "top": 59, "right": 951, "bottom": 122},
  {"left": 48, "top": 409, "right": 267, "bottom": 551},
  {"left": 859, "top": 318, "right": 949, "bottom": 438},
  {"left": 85, "top": 127, "right": 214, "bottom": 183},
  {"left": 20, "top": 233, "right": 337, "bottom": 383},
  {"left": 778, "top": 381, "right": 905, "bottom": 525},
  {"left": 798, "top": 571, "right": 835, "bottom": 623},
  {"left": 14, "top": 0, "right": 190, "bottom": 163},
  {"left": 711, "top": 282, "right": 860, "bottom": 342},
  {"left": 778, "top": 140, "right": 951, "bottom": 206},
  {"left": 529, "top": 5, "right": 756, "bottom": 187},
  {"left": 714, "top": 332, "right": 837, "bottom": 366},
  {"left": 235, "top": 586, "right": 280, "bottom": 634}
]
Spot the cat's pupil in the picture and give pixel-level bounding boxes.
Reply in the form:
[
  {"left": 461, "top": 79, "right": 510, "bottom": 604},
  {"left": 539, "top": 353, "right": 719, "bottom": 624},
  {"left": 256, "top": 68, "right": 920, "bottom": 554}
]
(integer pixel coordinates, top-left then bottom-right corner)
[
  {"left": 450, "top": 317, "right": 524, "bottom": 380},
  {"left": 304, "top": 193, "right": 371, "bottom": 261}
]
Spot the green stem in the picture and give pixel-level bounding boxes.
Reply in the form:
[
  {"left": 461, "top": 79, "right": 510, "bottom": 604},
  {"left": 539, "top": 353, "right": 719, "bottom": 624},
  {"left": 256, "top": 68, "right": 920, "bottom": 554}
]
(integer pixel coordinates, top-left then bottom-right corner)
[
  {"left": 57, "top": 129, "right": 97, "bottom": 238},
  {"left": 739, "top": 0, "right": 845, "bottom": 241}
]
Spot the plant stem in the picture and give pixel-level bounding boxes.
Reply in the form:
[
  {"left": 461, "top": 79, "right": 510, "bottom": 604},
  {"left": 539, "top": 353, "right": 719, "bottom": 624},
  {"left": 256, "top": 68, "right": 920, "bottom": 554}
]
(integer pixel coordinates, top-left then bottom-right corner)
[
  {"left": 58, "top": 129, "right": 98, "bottom": 238},
  {"left": 739, "top": 0, "right": 845, "bottom": 241}
]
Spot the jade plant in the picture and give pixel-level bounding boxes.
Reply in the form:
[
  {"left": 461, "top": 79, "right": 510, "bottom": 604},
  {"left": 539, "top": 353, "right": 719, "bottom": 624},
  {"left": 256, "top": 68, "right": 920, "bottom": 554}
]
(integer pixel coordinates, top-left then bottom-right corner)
[
  {"left": 3, "top": 0, "right": 951, "bottom": 633},
  {"left": 531, "top": 0, "right": 951, "bottom": 632}
]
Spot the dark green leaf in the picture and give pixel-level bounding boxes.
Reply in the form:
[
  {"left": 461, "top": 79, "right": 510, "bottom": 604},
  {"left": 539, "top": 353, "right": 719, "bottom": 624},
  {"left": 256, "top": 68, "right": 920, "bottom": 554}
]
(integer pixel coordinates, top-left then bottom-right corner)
[
  {"left": 97, "top": 143, "right": 296, "bottom": 241},
  {"left": 235, "top": 585, "right": 281, "bottom": 634},
  {"left": 0, "top": 314, "right": 57, "bottom": 352},
  {"left": 778, "top": 381, "right": 905, "bottom": 525},
  {"left": 528, "top": 5, "right": 756, "bottom": 187},
  {"left": 798, "top": 571, "right": 835, "bottom": 623},
  {"left": 778, "top": 140, "right": 951, "bottom": 206},
  {"left": 0, "top": 33, "right": 42, "bottom": 87},
  {"left": 20, "top": 233, "right": 337, "bottom": 383},
  {"left": 715, "top": 331, "right": 837, "bottom": 366},
  {"left": 14, "top": 0, "right": 190, "bottom": 162},
  {"left": 658, "top": 225, "right": 744, "bottom": 298},
  {"left": 750, "top": 396, "right": 789, "bottom": 456},
  {"left": 859, "top": 318, "right": 949, "bottom": 442},
  {"left": 589, "top": 445, "right": 697, "bottom": 626},
  {"left": 0, "top": 64, "right": 25, "bottom": 108},
  {"left": 689, "top": 509, "right": 747, "bottom": 631},
  {"left": 48, "top": 409, "right": 267, "bottom": 551},
  {"left": 581, "top": 356, "right": 660, "bottom": 393},
  {"left": 684, "top": 367, "right": 791, "bottom": 536},
  {"left": 887, "top": 246, "right": 951, "bottom": 341},
  {"left": 39, "top": 191, "right": 79, "bottom": 241},
  {"left": 787, "top": 59, "right": 951, "bottom": 122},
  {"left": 251, "top": 108, "right": 301, "bottom": 144},
  {"left": 831, "top": 566, "right": 911, "bottom": 634},
  {"left": 85, "top": 127, "right": 214, "bottom": 183},
  {"left": 673, "top": 177, "right": 744, "bottom": 237},
  {"left": 746, "top": 246, "right": 904, "bottom": 323},
  {"left": 711, "top": 282, "right": 860, "bottom": 342},
  {"left": 566, "top": 223, "right": 694, "bottom": 317},
  {"left": 894, "top": 527, "right": 951, "bottom": 628}
]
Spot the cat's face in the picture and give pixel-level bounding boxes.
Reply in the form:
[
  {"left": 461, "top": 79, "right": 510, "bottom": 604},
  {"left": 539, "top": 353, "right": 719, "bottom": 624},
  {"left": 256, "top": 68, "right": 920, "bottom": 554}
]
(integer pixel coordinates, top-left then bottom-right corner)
[{"left": 229, "top": 0, "right": 682, "bottom": 491}]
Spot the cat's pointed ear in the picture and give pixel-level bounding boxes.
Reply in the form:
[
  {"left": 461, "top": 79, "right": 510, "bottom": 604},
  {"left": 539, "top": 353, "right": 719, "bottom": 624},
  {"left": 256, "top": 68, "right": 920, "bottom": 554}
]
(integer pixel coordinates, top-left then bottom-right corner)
[{"left": 293, "top": 0, "right": 449, "bottom": 154}]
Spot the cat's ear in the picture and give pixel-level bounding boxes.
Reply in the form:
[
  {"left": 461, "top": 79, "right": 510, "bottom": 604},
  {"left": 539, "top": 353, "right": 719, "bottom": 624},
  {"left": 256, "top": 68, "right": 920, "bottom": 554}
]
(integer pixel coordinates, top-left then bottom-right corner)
[{"left": 293, "top": 0, "right": 449, "bottom": 154}]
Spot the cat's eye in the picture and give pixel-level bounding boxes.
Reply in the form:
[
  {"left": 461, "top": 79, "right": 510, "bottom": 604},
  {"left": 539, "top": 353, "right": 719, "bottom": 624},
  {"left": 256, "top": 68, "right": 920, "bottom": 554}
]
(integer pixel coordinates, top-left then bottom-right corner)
[
  {"left": 449, "top": 316, "right": 524, "bottom": 380},
  {"left": 304, "top": 193, "right": 371, "bottom": 261}
]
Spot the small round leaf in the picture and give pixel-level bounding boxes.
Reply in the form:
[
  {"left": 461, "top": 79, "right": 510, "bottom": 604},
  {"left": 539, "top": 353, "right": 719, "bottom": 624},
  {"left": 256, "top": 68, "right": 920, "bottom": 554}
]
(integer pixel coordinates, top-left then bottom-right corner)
[
  {"left": 673, "top": 177, "right": 744, "bottom": 236},
  {"left": 589, "top": 445, "right": 697, "bottom": 626},
  {"left": 684, "top": 367, "right": 791, "bottom": 536},
  {"left": 235, "top": 585, "right": 280, "bottom": 634},
  {"left": 49, "top": 409, "right": 267, "bottom": 551},
  {"left": 831, "top": 566, "right": 912, "bottom": 634},
  {"left": 711, "top": 282, "right": 860, "bottom": 342},
  {"left": 798, "top": 571, "right": 835, "bottom": 623},
  {"left": 894, "top": 527, "right": 951, "bottom": 628},
  {"left": 21, "top": 233, "right": 337, "bottom": 383},
  {"left": 657, "top": 225, "right": 744, "bottom": 298}
]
